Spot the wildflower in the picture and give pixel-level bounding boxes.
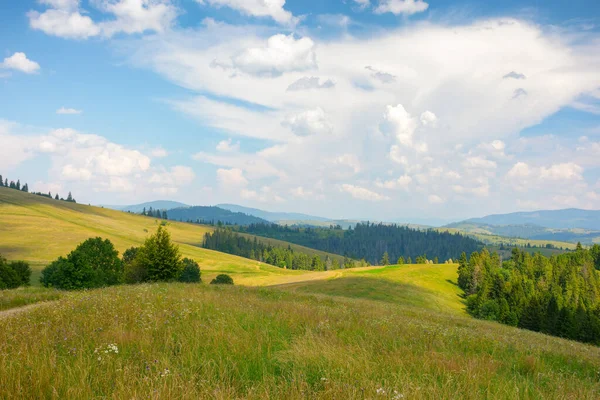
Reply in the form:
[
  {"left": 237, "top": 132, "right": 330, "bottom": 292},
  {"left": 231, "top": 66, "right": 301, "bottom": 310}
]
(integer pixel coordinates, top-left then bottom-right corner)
[
  {"left": 160, "top": 368, "right": 170, "bottom": 377},
  {"left": 376, "top": 388, "right": 386, "bottom": 395},
  {"left": 392, "top": 391, "right": 404, "bottom": 400}
]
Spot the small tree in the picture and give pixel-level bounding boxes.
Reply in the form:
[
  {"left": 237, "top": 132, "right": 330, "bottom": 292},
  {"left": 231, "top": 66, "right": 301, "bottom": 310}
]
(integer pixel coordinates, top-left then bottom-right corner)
[
  {"left": 0, "top": 256, "right": 20, "bottom": 289},
  {"left": 210, "top": 274, "right": 233, "bottom": 285},
  {"left": 133, "top": 226, "right": 183, "bottom": 282},
  {"left": 179, "top": 258, "right": 201, "bottom": 283},
  {"left": 397, "top": 256, "right": 405, "bottom": 265},
  {"left": 41, "top": 238, "right": 123, "bottom": 290},
  {"left": 380, "top": 252, "right": 390, "bottom": 266}
]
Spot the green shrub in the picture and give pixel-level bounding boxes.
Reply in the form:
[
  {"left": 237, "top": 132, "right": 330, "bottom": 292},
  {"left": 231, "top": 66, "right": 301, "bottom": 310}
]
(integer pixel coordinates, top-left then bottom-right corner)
[
  {"left": 210, "top": 274, "right": 234, "bottom": 285},
  {"left": 179, "top": 258, "right": 201, "bottom": 283},
  {"left": 40, "top": 238, "right": 123, "bottom": 290},
  {"left": 0, "top": 256, "right": 30, "bottom": 289},
  {"left": 9, "top": 261, "right": 31, "bottom": 286},
  {"left": 131, "top": 226, "right": 183, "bottom": 283}
]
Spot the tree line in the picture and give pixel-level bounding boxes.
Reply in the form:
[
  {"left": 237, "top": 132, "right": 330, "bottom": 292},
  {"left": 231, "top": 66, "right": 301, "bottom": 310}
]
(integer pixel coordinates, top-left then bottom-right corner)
[
  {"left": 0, "top": 173, "right": 76, "bottom": 203},
  {"left": 39, "top": 226, "right": 233, "bottom": 290},
  {"left": 236, "top": 222, "right": 482, "bottom": 265},
  {"left": 458, "top": 244, "right": 600, "bottom": 345},
  {"left": 202, "top": 228, "right": 367, "bottom": 271},
  {"left": 139, "top": 207, "right": 168, "bottom": 220}
]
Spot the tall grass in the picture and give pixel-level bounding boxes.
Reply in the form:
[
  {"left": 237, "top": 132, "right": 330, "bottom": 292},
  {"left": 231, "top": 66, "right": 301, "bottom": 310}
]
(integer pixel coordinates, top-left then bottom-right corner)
[
  {"left": 0, "top": 287, "right": 61, "bottom": 311},
  {"left": 0, "top": 283, "right": 598, "bottom": 399}
]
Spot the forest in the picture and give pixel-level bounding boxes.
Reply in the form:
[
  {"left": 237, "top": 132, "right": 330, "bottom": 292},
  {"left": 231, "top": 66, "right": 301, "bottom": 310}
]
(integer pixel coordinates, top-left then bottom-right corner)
[
  {"left": 236, "top": 222, "right": 482, "bottom": 265},
  {"left": 202, "top": 228, "right": 361, "bottom": 271},
  {"left": 458, "top": 244, "right": 600, "bottom": 344}
]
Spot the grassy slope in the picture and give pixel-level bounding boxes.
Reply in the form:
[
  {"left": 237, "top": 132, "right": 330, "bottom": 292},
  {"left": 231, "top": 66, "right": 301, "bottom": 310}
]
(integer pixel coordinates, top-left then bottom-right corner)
[
  {"left": 1, "top": 283, "right": 599, "bottom": 399},
  {"left": 0, "top": 187, "right": 341, "bottom": 285},
  {"left": 440, "top": 227, "right": 577, "bottom": 250}
]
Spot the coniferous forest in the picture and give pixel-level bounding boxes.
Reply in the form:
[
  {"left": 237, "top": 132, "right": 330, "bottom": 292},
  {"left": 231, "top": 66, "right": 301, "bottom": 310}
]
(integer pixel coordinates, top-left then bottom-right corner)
[
  {"left": 237, "top": 223, "right": 482, "bottom": 265},
  {"left": 202, "top": 228, "right": 360, "bottom": 271},
  {"left": 458, "top": 245, "right": 600, "bottom": 345}
]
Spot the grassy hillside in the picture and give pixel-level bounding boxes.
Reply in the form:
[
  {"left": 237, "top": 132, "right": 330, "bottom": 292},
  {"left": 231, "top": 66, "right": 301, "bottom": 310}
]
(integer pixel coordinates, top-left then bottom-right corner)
[
  {"left": 0, "top": 187, "right": 341, "bottom": 285},
  {"left": 1, "top": 283, "right": 599, "bottom": 399}
]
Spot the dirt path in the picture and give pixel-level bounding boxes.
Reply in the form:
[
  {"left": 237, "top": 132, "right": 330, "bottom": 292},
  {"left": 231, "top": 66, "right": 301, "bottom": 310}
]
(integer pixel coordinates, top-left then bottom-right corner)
[{"left": 0, "top": 302, "right": 52, "bottom": 319}]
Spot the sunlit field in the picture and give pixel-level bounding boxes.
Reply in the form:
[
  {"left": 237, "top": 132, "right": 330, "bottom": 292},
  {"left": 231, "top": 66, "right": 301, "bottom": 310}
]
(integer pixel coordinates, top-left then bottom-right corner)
[{"left": 1, "top": 283, "right": 599, "bottom": 399}]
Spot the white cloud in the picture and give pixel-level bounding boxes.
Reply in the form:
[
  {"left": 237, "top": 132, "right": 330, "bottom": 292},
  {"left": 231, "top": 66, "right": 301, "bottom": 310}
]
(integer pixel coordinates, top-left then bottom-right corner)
[
  {"left": 375, "top": 175, "right": 412, "bottom": 190},
  {"left": 216, "top": 138, "right": 240, "bottom": 152},
  {"left": 122, "top": 17, "right": 600, "bottom": 215},
  {"left": 56, "top": 107, "right": 82, "bottom": 115},
  {"left": 196, "top": 0, "right": 295, "bottom": 25},
  {"left": 353, "top": 0, "right": 371, "bottom": 9},
  {"left": 241, "top": 186, "right": 284, "bottom": 203},
  {"left": 282, "top": 108, "right": 333, "bottom": 136},
  {"left": 374, "top": 0, "right": 429, "bottom": 16},
  {"left": 28, "top": 0, "right": 177, "bottom": 39},
  {"left": 216, "top": 168, "right": 248, "bottom": 187},
  {"left": 340, "top": 184, "right": 390, "bottom": 201},
  {"left": 420, "top": 111, "right": 437, "bottom": 127},
  {"left": 333, "top": 154, "right": 361, "bottom": 174},
  {"left": 1, "top": 53, "right": 40, "bottom": 74},
  {"left": 463, "top": 156, "right": 497, "bottom": 170},
  {"left": 365, "top": 66, "right": 396, "bottom": 83},
  {"left": 28, "top": 9, "right": 100, "bottom": 39},
  {"left": 231, "top": 34, "right": 317, "bottom": 77}
]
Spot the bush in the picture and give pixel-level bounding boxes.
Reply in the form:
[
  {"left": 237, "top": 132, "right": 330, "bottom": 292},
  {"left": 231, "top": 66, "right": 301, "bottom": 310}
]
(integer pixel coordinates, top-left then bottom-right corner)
[
  {"left": 179, "top": 258, "right": 201, "bottom": 283},
  {"left": 40, "top": 238, "right": 123, "bottom": 290},
  {"left": 0, "top": 256, "right": 31, "bottom": 289},
  {"left": 131, "top": 226, "right": 183, "bottom": 283},
  {"left": 210, "top": 274, "right": 234, "bottom": 285},
  {"left": 9, "top": 261, "right": 31, "bottom": 286}
]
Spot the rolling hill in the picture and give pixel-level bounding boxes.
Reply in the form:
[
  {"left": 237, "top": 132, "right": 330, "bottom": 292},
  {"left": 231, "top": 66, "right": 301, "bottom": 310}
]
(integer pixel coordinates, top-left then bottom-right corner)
[
  {"left": 218, "top": 203, "right": 330, "bottom": 223},
  {"left": 0, "top": 187, "right": 342, "bottom": 285},
  {"left": 105, "top": 200, "right": 190, "bottom": 213}
]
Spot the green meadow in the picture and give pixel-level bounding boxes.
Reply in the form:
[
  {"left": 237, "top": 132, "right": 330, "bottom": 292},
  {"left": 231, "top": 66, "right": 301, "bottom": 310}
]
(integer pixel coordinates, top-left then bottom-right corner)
[{"left": 1, "top": 187, "right": 600, "bottom": 398}]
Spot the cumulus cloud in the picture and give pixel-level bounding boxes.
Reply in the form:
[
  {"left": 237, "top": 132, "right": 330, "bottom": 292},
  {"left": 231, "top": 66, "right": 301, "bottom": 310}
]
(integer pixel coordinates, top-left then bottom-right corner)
[
  {"left": 282, "top": 108, "right": 333, "bottom": 137},
  {"left": 28, "top": 0, "right": 177, "bottom": 39},
  {"left": 340, "top": 184, "right": 390, "bottom": 201},
  {"left": 122, "top": 16, "right": 600, "bottom": 215},
  {"left": 150, "top": 147, "right": 168, "bottom": 157},
  {"left": 287, "top": 76, "right": 335, "bottom": 91},
  {"left": 56, "top": 107, "right": 82, "bottom": 115},
  {"left": 232, "top": 34, "right": 317, "bottom": 77},
  {"left": 374, "top": 0, "right": 429, "bottom": 16},
  {"left": 196, "top": 0, "right": 295, "bottom": 25},
  {"left": 428, "top": 194, "right": 444, "bottom": 204},
  {"left": 1, "top": 52, "right": 40, "bottom": 74}
]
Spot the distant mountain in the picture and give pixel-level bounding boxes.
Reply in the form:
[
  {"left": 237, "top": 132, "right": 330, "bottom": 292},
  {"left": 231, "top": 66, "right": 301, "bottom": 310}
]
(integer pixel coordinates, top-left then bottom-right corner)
[
  {"left": 446, "top": 209, "right": 600, "bottom": 244},
  {"left": 217, "top": 204, "right": 330, "bottom": 223},
  {"left": 167, "top": 206, "right": 270, "bottom": 226},
  {"left": 463, "top": 209, "right": 600, "bottom": 230},
  {"left": 105, "top": 201, "right": 189, "bottom": 213}
]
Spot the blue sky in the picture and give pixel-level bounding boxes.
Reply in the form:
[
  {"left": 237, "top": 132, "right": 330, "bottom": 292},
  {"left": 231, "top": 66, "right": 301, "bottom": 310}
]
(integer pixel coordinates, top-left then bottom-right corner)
[{"left": 1, "top": 0, "right": 600, "bottom": 222}]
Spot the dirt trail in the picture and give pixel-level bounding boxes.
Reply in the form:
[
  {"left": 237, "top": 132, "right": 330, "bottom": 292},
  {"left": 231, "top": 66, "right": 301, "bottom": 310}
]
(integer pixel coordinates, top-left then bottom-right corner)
[{"left": 0, "top": 302, "right": 51, "bottom": 319}]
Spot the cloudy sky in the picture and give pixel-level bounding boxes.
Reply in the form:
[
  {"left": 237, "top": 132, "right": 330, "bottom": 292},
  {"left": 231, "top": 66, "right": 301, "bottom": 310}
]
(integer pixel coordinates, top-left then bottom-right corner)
[{"left": 1, "top": 0, "right": 600, "bottom": 222}]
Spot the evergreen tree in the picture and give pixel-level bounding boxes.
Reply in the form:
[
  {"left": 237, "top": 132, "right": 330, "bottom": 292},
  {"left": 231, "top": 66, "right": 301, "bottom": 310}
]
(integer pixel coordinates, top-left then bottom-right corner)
[
  {"left": 397, "top": 256, "right": 405, "bottom": 265},
  {"left": 162, "top": 210, "right": 168, "bottom": 220},
  {"left": 142, "top": 207, "right": 146, "bottom": 216},
  {"left": 55, "top": 194, "right": 59, "bottom": 200},
  {"left": 21, "top": 183, "right": 29, "bottom": 192},
  {"left": 134, "top": 226, "right": 183, "bottom": 282},
  {"left": 4, "top": 179, "right": 8, "bottom": 187},
  {"left": 381, "top": 252, "right": 390, "bottom": 266},
  {"left": 0, "top": 175, "right": 3, "bottom": 187},
  {"left": 16, "top": 180, "right": 20, "bottom": 191}
]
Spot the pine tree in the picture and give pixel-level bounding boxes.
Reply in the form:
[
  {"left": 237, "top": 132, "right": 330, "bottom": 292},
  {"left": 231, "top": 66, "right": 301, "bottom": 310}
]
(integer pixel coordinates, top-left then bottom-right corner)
[
  {"left": 16, "top": 180, "right": 20, "bottom": 191},
  {"left": 55, "top": 194, "right": 59, "bottom": 200},
  {"left": 21, "top": 183, "right": 28, "bottom": 192},
  {"left": 4, "top": 179, "right": 8, "bottom": 187},
  {"left": 380, "top": 252, "right": 390, "bottom": 266},
  {"left": 162, "top": 210, "right": 168, "bottom": 220},
  {"left": 0, "top": 175, "right": 3, "bottom": 187},
  {"left": 134, "top": 226, "right": 183, "bottom": 282},
  {"left": 397, "top": 256, "right": 405, "bottom": 265},
  {"left": 142, "top": 207, "right": 146, "bottom": 216}
]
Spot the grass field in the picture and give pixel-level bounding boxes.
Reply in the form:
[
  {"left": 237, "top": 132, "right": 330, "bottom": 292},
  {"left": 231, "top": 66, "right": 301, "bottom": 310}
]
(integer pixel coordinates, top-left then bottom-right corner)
[
  {"left": 2, "top": 187, "right": 600, "bottom": 398},
  {"left": 1, "top": 283, "right": 599, "bottom": 399},
  {"left": 0, "top": 187, "right": 342, "bottom": 286}
]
